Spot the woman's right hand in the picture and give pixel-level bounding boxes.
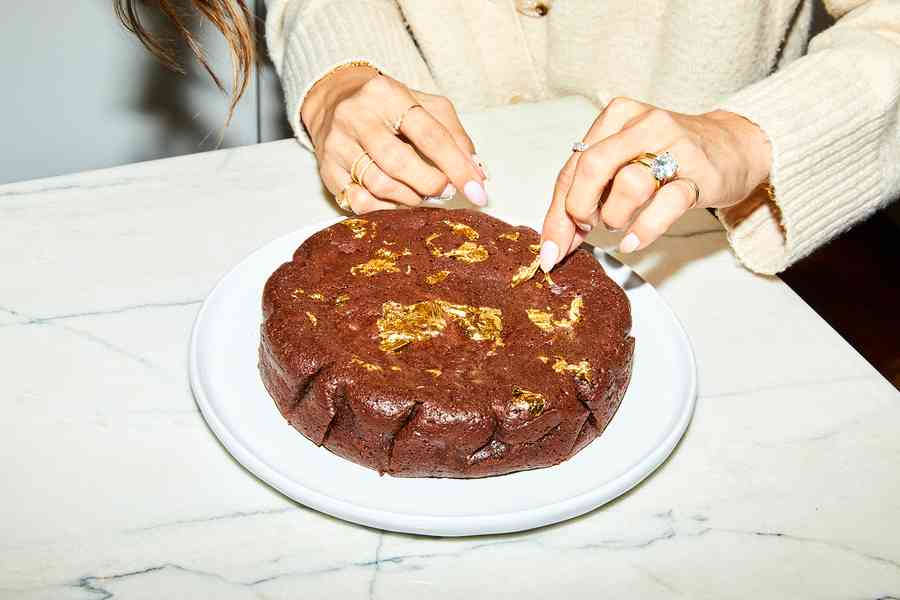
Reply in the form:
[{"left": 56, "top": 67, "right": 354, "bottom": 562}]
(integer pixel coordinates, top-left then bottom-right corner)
[{"left": 301, "top": 65, "right": 488, "bottom": 214}]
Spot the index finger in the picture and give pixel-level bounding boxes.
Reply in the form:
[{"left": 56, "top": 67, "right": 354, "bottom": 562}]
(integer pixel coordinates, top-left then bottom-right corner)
[
  {"left": 400, "top": 107, "right": 487, "bottom": 207},
  {"left": 540, "top": 153, "right": 584, "bottom": 272}
]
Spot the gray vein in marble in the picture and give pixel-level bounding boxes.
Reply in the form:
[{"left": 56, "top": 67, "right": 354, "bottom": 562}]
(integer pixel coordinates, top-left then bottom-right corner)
[
  {"left": 0, "top": 176, "right": 147, "bottom": 199},
  {"left": 369, "top": 532, "right": 384, "bottom": 600},
  {"left": 0, "top": 298, "right": 202, "bottom": 329},
  {"left": 702, "top": 373, "right": 882, "bottom": 400},
  {"left": 127, "top": 506, "right": 297, "bottom": 533}
]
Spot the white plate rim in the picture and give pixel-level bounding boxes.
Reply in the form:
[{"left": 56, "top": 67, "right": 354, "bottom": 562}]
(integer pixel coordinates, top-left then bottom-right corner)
[{"left": 189, "top": 219, "right": 697, "bottom": 536}]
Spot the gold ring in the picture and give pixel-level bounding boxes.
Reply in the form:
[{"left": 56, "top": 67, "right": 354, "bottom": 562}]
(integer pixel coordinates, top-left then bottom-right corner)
[
  {"left": 357, "top": 158, "right": 376, "bottom": 187},
  {"left": 391, "top": 103, "right": 422, "bottom": 134},
  {"left": 350, "top": 152, "right": 374, "bottom": 185},
  {"left": 628, "top": 152, "right": 661, "bottom": 190},
  {"left": 336, "top": 182, "right": 353, "bottom": 211},
  {"left": 672, "top": 177, "right": 700, "bottom": 209}
]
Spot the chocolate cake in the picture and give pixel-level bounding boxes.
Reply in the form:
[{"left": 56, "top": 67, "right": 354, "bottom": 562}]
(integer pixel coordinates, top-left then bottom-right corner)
[{"left": 259, "top": 208, "right": 634, "bottom": 478}]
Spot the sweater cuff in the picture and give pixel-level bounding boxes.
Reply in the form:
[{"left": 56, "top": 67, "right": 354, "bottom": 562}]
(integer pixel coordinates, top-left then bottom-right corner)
[
  {"left": 716, "top": 49, "right": 885, "bottom": 275},
  {"left": 271, "top": 1, "right": 436, "bottom": 150}
]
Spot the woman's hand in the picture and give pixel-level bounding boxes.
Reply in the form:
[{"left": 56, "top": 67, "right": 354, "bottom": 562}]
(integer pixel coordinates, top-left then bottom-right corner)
[
  {"left": 539, "top": 97, "right": 771, "bottom": 271},
  {"left": 301, "top": 65, "right": 488, "bottom": 214}
]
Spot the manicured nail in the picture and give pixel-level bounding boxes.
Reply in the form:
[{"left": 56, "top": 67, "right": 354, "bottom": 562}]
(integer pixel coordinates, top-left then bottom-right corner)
[
  {"left": 577, "top": 222, "right": 593, "bottom": 233},
  {"left": 619, "top": 232, "right": 640, "bottom": 253},
  {"left": 472, "top": 154, "right": 490, "bottom": 180},
  {"left": 539, "top": 240, "right": 559, "bottom": 273},
  {"left": 439, "top": 183, "right": 456, "bottom": 199},
  {"left": 463, "top": 180, "right": 487, "bottom": 206}
]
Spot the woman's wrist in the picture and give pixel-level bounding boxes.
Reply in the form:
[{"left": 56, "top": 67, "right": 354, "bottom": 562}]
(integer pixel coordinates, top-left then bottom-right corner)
[
  {"left": 707, "top": 109, "right": 773, "bottom": 193},
  {"left": 300, "top": 65, "right": 380, "bottom": 142}
]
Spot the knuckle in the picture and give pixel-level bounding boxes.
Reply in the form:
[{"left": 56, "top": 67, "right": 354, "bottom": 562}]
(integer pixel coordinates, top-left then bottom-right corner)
[
  {"left": 620, "top": 165, "right": 654, "bottom": 198},
  {"left": 361, "top": 74, "right": 391, "bottom": 96},
  {"left": 332, "top": 100, "right": 355, "bottom": 123},
  {"left": 577, "top": 150, "right": 604, "bottom": 180},
  {"left": 646, "top": 109, "right": 674, "bottom": 129},
  {"left": 604, "top": 96, "right": 631, "bottom": 115},
  {"left": 377, "top": 144, "right": 411, "bottom": 172},
  {"left": 600, "top": 203, "right": 626, "bottom": 229},
  {"left": 368, "top": 171, "right": 395, "bottom": 196},
  {"left": 556, "top": 166, "right": 576, "bottom": 193}
]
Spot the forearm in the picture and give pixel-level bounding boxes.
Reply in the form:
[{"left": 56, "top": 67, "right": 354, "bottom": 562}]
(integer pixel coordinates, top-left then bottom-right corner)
[
  {"left": 265, "top": 0, "right": 436, "bottom": 148},
  {"left": 715, "top": 0, "right": 900, "bottom": 274}
]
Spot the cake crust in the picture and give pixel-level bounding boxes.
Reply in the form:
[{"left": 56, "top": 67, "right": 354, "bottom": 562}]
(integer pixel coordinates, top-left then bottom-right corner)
[{"left": 259, "top": 208, "right": 634, "bottom": 478}]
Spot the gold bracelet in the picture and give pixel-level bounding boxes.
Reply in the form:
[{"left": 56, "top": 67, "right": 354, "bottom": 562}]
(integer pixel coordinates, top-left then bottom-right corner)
[{"left": 310, "top": 61, "right": 380, "bottom": 92}]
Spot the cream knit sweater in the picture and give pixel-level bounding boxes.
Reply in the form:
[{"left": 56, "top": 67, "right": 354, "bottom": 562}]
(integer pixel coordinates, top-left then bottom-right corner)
[{"left": 264, "top": 0, "right": 900, "bottom": 275}]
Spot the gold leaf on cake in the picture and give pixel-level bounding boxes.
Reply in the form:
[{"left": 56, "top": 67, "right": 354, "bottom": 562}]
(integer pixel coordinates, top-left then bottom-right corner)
[
  {"left": 551, "top": 357, "right": 592, "bottom": 382},
  {"left": 511, "top": 386, "right": 546, "bottom": 417},
  {"left": 425, "top": 368, "right": 442, "bottom": 377},
  {"left": 511, "top": 256, "right": 541, "bottom": 287},
  {"left": 290, "top": 288, "right": 305, "bottom": 299},
  {"left": 350, "top": 247, "right": 412, "bottom": 277},
  {"left": 526, "top": 296, "right": 584, "bottom": 332},
  {"left": 389, "top": 366, "right": 402, "bottom": 372},
  {"left": 350, "top": 356, "right": 382, "bottom": 371},
  {"left": 498, "top": 231, "right": 520, "bottom": 241},
  {"left": 442, "top": 220, "right": 480, "bottom": 240},
  {"left": 425, "top": 233, "right": 488, "bottom": 264},
  {"left": 537, "top": 355, "right": 549, "bottom": 363},
  {"left": 308, "top": 292, "right": 326, "bottom": 301},
  {"left": 425, "top": 270, "right": 451, "bottom": 285},
  {"left": 335, "top": 293, "right": 350, "bottom": 305},
  {"left": 341, "top": 218, "right": 369, "bottom": 239},
  {"left": 305, "top": 311, "right": 318, "bottom": 326},
  {"left": 528, "top": 244, "right": 541, "bottom": 254},
  {"left": 376, "top": 299, "right": 503, "bottom": 352}
]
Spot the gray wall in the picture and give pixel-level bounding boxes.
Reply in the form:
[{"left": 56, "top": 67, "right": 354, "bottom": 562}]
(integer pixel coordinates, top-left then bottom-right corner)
[{"left": 0, "top": 1, "right": 290, "bottom": 185}]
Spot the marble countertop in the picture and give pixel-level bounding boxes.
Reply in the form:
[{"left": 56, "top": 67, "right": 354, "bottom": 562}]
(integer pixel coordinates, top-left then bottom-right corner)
[{"left": 2, "top": 97, "right": 898, "bottom": 599}]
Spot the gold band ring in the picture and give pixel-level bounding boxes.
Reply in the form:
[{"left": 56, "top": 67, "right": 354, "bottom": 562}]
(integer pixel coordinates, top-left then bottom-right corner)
[
  {"left": 628, "top": 151, "right": 679, "bottom": 187},
  {"left": 672, "top": 177, "right": 700, "bottom": 209},
  {"left": 336, "top": 182, "right": 353, "bottom": 212},
  {"left": 628, "top": 152, "right": 662, "bottom": 190},
  {"left": 357, "top": 158, "right": 376, "bottom": 187},
  {"left": 350, "top": 152, "right": 374, "bottom": 186},
  {"left": 391, "top": 103, "right": 422, "bottom": 135}
]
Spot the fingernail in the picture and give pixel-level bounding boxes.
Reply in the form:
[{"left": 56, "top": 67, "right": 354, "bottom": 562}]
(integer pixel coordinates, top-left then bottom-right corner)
[
  {"left": 539, "top": 240, "right": 559, "bottom": 273},
  {"left": 439, "top": 183, "right": 456, "bottom": 199},
  {"left": 619, "top": 232, "right": 640, "bottom": 253},
  {"left": 463, "top": 180, "right": 487, "bottom": 206},
  {"left": 577, "top": 222, "right": 593, "bottom": 233},
  {"left": 472, "top": 154, "right": 489, "bottom": 180}
]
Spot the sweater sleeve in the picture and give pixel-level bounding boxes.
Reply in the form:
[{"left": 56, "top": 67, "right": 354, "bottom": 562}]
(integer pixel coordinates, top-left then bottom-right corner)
[
  {"left": 264, "top": 0, "right": 437, "bottom": 149},
  {"left": 716, "top": 0, "right": 900, "bottom": 275}
]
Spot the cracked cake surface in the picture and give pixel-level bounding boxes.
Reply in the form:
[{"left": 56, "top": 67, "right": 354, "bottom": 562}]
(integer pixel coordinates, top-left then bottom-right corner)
[{"left": 259, "top": 208, "right": 634, "bottom": 478}]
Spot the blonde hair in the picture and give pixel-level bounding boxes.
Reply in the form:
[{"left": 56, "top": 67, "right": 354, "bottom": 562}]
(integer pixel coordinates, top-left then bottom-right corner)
[{"left": 115, "top": 0, "right": 255, "bottom": 127}]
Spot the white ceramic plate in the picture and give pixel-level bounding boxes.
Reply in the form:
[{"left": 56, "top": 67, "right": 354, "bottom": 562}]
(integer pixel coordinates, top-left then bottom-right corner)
[{"left": 190, "top": 217, "right": 697, "bottom": 537}]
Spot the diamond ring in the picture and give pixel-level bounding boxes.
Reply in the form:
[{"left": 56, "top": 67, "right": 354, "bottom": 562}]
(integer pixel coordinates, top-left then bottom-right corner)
[
  {"left": 629, "top": 151, "right": 679, "bottom": 187},
  {"left": 572, "top": 141, "right": 588, "bottom": 152}
]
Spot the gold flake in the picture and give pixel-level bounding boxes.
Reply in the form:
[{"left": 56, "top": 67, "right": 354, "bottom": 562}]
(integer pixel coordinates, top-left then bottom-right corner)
[
  {"left": 425, "top": 270, "right": 451, "bottom": 285},
  {"left": 425, "top": 368, "right": 442, "bottom": 377},
  {"left": 335, "top": 293, "right": 350, "bottom": 305},
  {"left": 511, "top": 387, "right": 546, "bottom": 417},
  {"left": 382, "top": 240, "right": 396, "bottom": 246},
  {"left": 551, "top": 357, "right": 592, "bottom": 382},
  {"left": 350, "top": 356, "right": 382, "bottom": 372},
  {"left": 376, "top": 299, "right": 503, "bottom": 352},
  {"left": 511, "top": 256, "right": 541, "bottom": 287},
  {"left": 526, "top": 308, "right": 554, "bottom": 333},
  {"left": 405, "top": 264, "right": 412, "bottom": 275},
  {"left": 526, "top": 296, "right": 584, "bottom": 332},
  {"left": 309, "top": 292, "right": 326, "bottom": 301},
  {"left": 442, "top": 220, "right": 480, "bottom": 240},
  {"left": 291, "top": 288, "right": 305, "bottom": 299},
  {"left": 306, "top": 311, "right": 318, "bottom": 325},
  {"left": 389, "top": 366, "right": 402, "bottom": 372},
  {"left": 350, "top": 247, "right": 411, "bottom": 277},
  {"left": 528, "top": 244, "right": 541, "bottom": 254},
  {"left": 537, "top": 355, "right": 549, "bottom": 363},
  {"left": 341, "top": 218, "right": 369, "bottom": 239},
  {"left": 544, "top": 272, "right": 556, "bottom": 287},
  {"left": 498, "top": 231, "right": 520, "bottom": 241},
  {"left": 425, "top": 233, "right": 488, "bottom": 263},
  {"left": 534, "top": 281, "right": 544, "bottom": 289}
]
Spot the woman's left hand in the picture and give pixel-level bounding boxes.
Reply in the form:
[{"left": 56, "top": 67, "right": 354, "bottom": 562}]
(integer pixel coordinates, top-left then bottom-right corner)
[{"left": 539, "top": 97, "right": 772, "bottom": 271}]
